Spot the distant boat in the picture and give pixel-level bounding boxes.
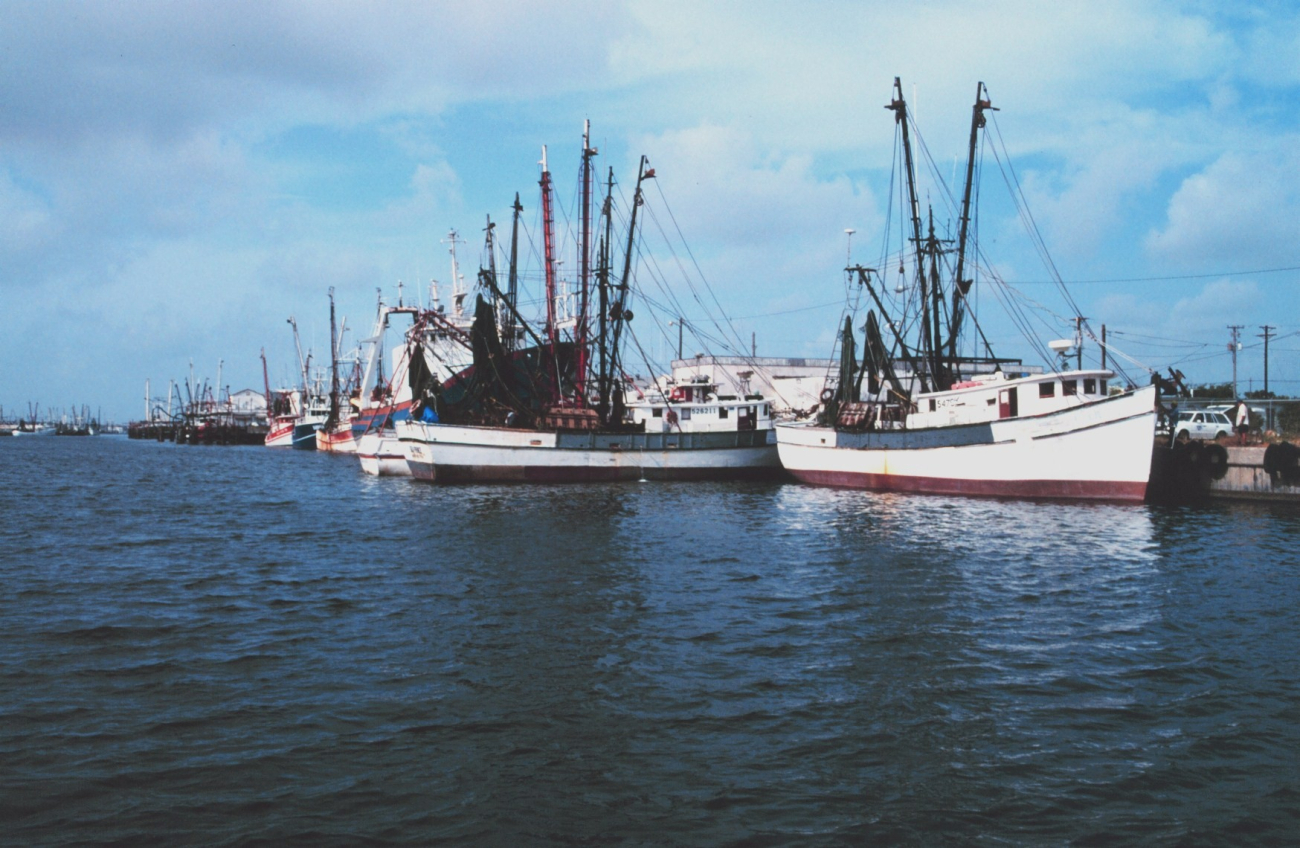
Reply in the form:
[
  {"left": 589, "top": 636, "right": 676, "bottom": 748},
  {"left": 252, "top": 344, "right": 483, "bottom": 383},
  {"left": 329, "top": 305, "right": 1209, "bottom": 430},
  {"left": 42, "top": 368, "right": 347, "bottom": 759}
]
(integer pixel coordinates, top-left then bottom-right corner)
[
  {"left": 12, "top": 423, "right": 55, "bottom": 437},
  {"left": 267, "top": 318, "right": 329, "bottom": 449},
  {"left": 11, "top": 405, "right": 56, "bottom": 437},
  {"left": 315, "top": 287, "right": 358, "bottom": 454}
]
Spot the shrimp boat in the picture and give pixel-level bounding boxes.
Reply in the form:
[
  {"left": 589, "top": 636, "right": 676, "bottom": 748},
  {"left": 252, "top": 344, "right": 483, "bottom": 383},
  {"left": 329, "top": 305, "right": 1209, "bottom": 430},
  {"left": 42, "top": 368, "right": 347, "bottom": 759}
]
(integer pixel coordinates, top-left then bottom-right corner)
[
  {"left": 355, "top": 235, "right": 476, "bottom": 476},
  {"left": 776, "top": 80, "right": 1156, "bottom": 501},
  {"left": 397, "top": 123, "right": 779, "bottom": 482},
  {"left": 265, "top": 388, "right": 327, "bottom": 449},
  {"left": 400, "top": 373, "right": 777, "bottom": 483},
  {"left": 316, "top": 287, "right": 360, "bottom": 454},
  {"left": 262, "top": 348, "right": 303, "bottom": 448},
  {"left": 264, "top": 317, "right": 329, "bottom": 449}
]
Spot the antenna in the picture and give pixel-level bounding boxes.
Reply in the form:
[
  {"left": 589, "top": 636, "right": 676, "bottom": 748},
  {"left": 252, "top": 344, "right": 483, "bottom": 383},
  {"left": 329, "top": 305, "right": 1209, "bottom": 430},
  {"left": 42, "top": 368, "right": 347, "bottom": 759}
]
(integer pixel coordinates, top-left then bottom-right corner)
[{"left": 844, "top": 228, "right": 855, "bottom": 267}]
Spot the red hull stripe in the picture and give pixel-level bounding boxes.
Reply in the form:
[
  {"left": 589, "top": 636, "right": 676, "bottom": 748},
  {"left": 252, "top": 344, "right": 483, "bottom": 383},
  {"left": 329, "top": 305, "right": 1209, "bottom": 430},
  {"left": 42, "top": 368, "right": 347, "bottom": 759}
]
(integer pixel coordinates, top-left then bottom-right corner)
[{"left": 787, "top": 468, "right": 1147, "bottom": 502}]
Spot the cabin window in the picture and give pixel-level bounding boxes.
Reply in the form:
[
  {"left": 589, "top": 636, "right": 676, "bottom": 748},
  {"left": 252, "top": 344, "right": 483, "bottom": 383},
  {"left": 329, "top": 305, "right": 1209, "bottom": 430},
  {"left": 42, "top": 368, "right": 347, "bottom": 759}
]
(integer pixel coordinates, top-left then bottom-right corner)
[
  {"left": 652, "top": 408, "right": 663, "bottom": 418},
  {"left": 1062, "top": 379, "right": 1078, "bottom": 395},
  {"left": 1084, "top": 378, "right": 1096, "bottom": 394},
  {"left": 1039, "top": 382, "right": 1056, "bottom": 399},
  {"left": 680, "top": 408, "right": 692, "bottom": 421},
  {"left": 928, "top": 399, "right": 937, "bottom": 412},
  {"left": 719, "top": 407, "right": 729, "bottom": 419},
  {"left": 1100, "top": 379, "right": 1108, "bottom": 395}
]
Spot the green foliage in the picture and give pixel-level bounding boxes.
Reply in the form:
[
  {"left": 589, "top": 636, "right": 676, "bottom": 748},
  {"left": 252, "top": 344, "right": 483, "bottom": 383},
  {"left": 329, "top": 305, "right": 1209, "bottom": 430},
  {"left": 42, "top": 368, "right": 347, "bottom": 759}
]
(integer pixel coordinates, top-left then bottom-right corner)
[
  {"left": 1247, "top": 389, "right": 1278, "bottom": 400},
  {"left": 1279, "top": 403, "right": 1300, "bottom": 436},
  {"left": 1192, "top": 382, "right": 1234, "bottom": 399}
]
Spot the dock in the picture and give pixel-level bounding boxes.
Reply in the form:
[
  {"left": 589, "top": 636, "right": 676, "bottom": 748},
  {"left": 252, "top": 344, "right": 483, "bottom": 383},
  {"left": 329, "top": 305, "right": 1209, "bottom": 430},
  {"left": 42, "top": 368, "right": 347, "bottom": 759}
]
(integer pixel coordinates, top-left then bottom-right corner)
[
  {"left": 1150, "top": 440, "right": 1300, "bottom": 503},
  {"left": 1206, "top": 444, "right": 1300, "bottom": 501}
]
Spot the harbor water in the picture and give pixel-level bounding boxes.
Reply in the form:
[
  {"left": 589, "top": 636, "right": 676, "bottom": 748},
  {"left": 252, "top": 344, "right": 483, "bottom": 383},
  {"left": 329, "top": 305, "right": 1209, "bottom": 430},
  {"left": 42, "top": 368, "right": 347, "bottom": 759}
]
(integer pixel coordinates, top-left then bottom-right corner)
[{"left": 2, "top": 437, "right": 1298, "bottom": 846}]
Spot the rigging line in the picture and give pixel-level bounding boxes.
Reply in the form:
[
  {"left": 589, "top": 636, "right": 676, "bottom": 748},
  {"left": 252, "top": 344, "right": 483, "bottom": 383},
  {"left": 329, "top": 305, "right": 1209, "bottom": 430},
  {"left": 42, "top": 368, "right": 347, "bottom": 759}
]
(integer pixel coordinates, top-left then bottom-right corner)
[
  {"left": 983, "top": 276, "right": 1054, "bottom": 366},
  {"left": 1010, "top": 264, "right": 1300, "bottom": 285},
  {"left": 632, "top": 282, "right": 802, "bottom": 407},
  {"left": 876, "top": 133, "right": 899, "bottom": 278},
  {"left": 975, "top": 257, "right": 1058, "bottom": 366},
  {"left": 647, "top": 181, "right": 753, "bottom": 357},
  {"left": 904, "top": 110, "right": 960, "bottom": 218},
  {"left": 640, "top": 199, "right": 765, "bottom": 378},
  {"left": 629, "top": 215, "right": 699, "bottom": 353},
  {"left": 1108, "top": 329, "right": 1214, "bottom": 345},
  {"left": 639, "top": 208, "right": 706, "bottom": 328},
  {"left": 988, "top": 111, "right": 1084, "bottom": 320},
  {"left": 1170, "top": 348, "right": 1232, "bottom": 366},
  {"left": 623, "top": 321, "right": 675, "bottom": 403},
  {"left": 730, "top": 300, "right": 847, "bottom": 320},
  {"left": 1108, "top": 338, "right": 1210, "bottom": 351}
]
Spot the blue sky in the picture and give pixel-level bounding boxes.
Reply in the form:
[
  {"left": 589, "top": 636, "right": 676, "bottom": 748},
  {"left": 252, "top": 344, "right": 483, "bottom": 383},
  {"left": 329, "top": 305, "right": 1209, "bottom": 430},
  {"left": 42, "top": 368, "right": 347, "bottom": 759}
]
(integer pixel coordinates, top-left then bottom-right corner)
[{"left": 3, "top": 0, "right": 1300, "bottom": 421}]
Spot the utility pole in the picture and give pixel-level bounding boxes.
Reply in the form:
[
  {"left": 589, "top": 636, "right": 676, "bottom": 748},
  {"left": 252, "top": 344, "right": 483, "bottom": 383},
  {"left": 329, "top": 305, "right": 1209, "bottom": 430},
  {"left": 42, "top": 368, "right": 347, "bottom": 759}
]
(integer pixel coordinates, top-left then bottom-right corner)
[
  {"left": 1075, "top": 316, "right": 1086, "bottom": 371},
  {"left": 1260, "top": 324, "right": 1275, "bottom": 430},
  {"left": 1101, "top": 324, "right": 1107, "bottom": 371},
  {"left": 1228, "top": 325, "right": 1243, "bottom": 397}
]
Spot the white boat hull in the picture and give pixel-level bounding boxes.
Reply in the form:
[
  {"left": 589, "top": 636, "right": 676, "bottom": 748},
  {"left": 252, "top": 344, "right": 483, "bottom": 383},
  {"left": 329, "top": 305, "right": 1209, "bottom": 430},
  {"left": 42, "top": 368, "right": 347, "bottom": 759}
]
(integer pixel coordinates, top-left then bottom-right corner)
[
  {"left": 12, "top": 427, "right": 55, "bottom": 437},
  {"left": 358, "top": 431, "right": 410, "bottom": 477},
  {"left": 396, "top": 420, "right": 779, "bottom": 482},
  {"left": 265, "top": 419, "right": 296, "bottom": 448},
  {"left": 776, "top": 386, "right": 1157, "bottom": 502}
]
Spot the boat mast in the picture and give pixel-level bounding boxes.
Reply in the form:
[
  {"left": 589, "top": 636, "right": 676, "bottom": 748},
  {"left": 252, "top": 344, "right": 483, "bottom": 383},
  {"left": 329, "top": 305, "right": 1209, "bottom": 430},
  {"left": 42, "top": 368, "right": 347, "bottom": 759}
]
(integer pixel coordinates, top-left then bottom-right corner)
[
  {"left": 607, "top": 156, "right": 652, "bottom": 424},
  {"left": 887, "top": 77, "right": 931, "bottom": 393},
  {"left": 287, "top": 316, "right": 309, "bottom": 395},
  {"left": 539, "top": 145, "right": 559, "bottom": 397},
  {"left": 949, "top": 81, "right": 995, "bottom": 371},
  {"left": 925, "top": 209, "right": 948, "bottom": 390},
  {"left": 506, "top": 193, "right": 522, "bottom": 353},
  {"left": 597, "top": 167, "right": 614, "bottom": 423},
  {"left": 358, "top": 295, "right": 389, "bottom": 408},
  {"left": 851, "top": 265, "right": 916, "bottom": 396},
  {"left": 483, "top": 213, "right": 499, "bottom": 328},
  {"left": 327, "top": 287, "right": 339, "bottom": 427},
  {"left": 260, "top": 349, "right": 271, "bottom": 416},
  {"left": 444, "top": 230, "right": 466, "bottom": 320},
  {"left": 577, "top": 120, "right": 597, "bottom": 405}
]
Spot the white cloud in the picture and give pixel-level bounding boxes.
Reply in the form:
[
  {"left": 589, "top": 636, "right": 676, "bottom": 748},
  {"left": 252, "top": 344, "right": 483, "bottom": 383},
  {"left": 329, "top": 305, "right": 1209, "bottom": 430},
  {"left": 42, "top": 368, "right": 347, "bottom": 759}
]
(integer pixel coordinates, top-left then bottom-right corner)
[
  {"left": 1145, "top": 147, "right": 1300, "bottom": 268},
  {"left": 6, "top": 0, "right": 1300, "bottom": 416},
  {"left": 624, "top": 123, "right": 878, "bottom": 348},
  {"left": 0, "top": 169, "right": 55, "bottom": 264},
  {"left": 1166, "top": 278, "right": 1262, "bottom": 333}
]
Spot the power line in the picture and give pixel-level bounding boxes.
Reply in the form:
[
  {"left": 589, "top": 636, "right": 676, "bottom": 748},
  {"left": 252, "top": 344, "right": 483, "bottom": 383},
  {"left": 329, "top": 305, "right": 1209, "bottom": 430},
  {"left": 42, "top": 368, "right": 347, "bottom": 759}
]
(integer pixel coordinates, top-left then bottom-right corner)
[{"left": 1010, "top": 264, "right": 1300, "bottom": 285}]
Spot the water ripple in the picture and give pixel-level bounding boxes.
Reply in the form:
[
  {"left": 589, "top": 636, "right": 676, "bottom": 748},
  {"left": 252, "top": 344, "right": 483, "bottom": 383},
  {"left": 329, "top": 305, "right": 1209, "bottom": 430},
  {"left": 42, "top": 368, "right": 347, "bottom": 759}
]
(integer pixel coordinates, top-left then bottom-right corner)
[{"left": 1, "top": 438, "right": 1298, "bottom": 845}]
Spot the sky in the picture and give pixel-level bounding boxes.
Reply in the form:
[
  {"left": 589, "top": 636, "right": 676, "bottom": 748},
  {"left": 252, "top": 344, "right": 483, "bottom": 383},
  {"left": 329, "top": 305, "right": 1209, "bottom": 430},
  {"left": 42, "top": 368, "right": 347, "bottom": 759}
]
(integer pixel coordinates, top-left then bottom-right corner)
[{"left": 4, "top": 0, "right": 1300, "bottom": 422}]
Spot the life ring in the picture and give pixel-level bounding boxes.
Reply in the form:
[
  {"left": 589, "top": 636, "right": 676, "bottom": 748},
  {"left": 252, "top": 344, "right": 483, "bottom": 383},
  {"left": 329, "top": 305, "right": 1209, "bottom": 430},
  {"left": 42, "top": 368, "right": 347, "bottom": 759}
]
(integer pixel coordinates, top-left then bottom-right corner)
[
  {"left": 670, "top": 387, "right": 685, "bottom": 402},
  {"left": 820, "top": 388, "right": 835, "bottom": 404}
]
